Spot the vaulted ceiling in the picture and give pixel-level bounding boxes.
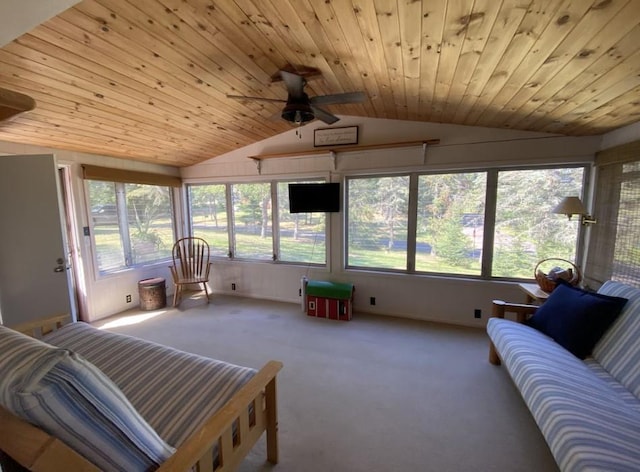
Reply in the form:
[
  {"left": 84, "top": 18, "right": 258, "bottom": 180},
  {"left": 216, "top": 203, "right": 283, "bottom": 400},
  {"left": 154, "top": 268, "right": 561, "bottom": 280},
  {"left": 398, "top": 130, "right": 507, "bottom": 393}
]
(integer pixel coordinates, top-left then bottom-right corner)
[{"left": 0, "top": 0, "right": 639, "bottom": 167}]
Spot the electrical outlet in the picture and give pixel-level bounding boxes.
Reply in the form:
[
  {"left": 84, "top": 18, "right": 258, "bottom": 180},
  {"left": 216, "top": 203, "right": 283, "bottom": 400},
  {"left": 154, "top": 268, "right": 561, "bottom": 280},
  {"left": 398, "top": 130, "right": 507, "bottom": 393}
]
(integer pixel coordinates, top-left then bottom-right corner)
[
  {"left": 231, "top": 283, "right": 236, "bottom": 291},
  {"left": 474, "top": 309, "right": 482, "bottom": 319},
  {"left": 299, "top": 288, "right": 302, "bottom": 296},
  {"left": 126, "top": 294, "right": 132, "bottom": 303},
  {"left": 370, "top": 297, "right": 376, "bottom": 306}
]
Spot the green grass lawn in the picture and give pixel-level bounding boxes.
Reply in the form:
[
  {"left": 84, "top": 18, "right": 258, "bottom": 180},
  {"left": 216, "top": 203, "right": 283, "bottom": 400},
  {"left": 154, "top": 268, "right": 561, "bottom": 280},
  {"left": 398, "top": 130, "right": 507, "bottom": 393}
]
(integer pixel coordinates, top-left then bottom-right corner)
[
  {"left": 96, "top": 219, "right": 481, "bottom": 275},
  {"left": 348, "top": 248, "right": 481, "bottom": 275}
]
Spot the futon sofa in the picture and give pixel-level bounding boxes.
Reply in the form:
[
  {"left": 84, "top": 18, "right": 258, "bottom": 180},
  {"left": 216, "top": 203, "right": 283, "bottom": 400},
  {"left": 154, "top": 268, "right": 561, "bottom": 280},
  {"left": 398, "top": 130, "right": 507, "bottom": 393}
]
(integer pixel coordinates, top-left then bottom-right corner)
[
  {"left": 487, "top": 280, "right": 640, "bottom": 472},
  {"left": 0, "top": 318, "right": 282, "bottom": 472}
]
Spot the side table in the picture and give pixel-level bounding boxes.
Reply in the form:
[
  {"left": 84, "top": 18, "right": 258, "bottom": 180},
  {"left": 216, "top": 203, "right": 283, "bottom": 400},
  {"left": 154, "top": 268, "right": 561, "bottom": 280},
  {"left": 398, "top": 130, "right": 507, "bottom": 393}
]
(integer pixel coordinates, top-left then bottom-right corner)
[{"left": 518, "top": 283, "right": 549, "bottom": 304}]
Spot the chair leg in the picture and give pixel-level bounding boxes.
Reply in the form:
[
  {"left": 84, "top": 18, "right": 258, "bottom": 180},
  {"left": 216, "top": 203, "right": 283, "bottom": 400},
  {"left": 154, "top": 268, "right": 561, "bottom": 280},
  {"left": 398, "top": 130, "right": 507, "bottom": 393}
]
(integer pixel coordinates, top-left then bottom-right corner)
[
  {"left": 203, "top": 282, "right": 210, "bottom": 304},
  {"left": 173, "top": 285, "right": 181, "bottom": 307}
]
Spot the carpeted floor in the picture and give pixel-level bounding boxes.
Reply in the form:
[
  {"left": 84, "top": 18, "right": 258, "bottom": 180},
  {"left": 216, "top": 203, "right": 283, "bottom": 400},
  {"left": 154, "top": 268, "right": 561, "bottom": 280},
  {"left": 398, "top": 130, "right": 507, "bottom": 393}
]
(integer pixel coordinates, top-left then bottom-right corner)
[{"left": 94, "top": 293, "right": 559, "bottom": 472}]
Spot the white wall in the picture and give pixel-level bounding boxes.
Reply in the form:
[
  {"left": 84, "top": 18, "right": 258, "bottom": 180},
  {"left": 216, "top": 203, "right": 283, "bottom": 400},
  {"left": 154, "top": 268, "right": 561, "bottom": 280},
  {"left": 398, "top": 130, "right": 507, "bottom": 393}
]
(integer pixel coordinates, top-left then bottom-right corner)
[
  {"left": 0, "top": 141, "right": 180, "bottom": 322},
  {"left": 184, "top": 117, "right": 602, "bottom": 327},
  {"left": 0, "top": 0, "right": 81, "bottom": 47},
  {"left": 183, "top": 116, "right": 599, "bottom": 179},
  {"left": 599, "top": 121, "right": 640, "bottom": 150},
  {"left": 0, "top": 116, "right": 610, "bottom": 326}
]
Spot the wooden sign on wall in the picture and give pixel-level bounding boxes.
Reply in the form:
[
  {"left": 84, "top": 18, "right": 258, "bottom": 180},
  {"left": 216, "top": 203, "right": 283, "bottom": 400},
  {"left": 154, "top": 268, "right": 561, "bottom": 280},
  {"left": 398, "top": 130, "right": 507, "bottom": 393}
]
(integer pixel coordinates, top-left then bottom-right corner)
[{"left": 314, "top": 126, "right": 359, "bottom": 147}]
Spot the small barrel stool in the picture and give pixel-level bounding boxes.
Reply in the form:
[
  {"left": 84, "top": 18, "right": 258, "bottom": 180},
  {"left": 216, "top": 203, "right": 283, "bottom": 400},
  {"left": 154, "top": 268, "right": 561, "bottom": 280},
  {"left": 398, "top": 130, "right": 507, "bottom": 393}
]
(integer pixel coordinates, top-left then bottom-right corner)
[{"left": 138, "top": 277, "right": 167, "bottom": 310}]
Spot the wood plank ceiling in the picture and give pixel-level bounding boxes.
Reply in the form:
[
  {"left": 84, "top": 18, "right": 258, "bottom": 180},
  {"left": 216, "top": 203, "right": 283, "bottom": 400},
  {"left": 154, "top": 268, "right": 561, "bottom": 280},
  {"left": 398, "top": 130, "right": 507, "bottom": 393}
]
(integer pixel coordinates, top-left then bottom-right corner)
[{"left": 0, "top": 0, "right": 639, "bottom": 167}]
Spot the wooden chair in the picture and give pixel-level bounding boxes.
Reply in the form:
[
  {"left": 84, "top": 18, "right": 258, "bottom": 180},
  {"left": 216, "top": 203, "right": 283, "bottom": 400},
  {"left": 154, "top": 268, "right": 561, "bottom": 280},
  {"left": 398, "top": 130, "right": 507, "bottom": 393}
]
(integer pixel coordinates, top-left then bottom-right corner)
[{"left": 169, "top": 237, "right": 212, "bottom": 307}]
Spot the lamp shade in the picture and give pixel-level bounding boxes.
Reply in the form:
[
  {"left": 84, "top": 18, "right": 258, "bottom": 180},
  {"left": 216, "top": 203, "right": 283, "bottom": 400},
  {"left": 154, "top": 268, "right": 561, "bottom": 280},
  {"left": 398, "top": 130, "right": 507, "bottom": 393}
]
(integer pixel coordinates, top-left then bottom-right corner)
[{"left": 552, "top": 196, "right": 587, "bottom": 216}]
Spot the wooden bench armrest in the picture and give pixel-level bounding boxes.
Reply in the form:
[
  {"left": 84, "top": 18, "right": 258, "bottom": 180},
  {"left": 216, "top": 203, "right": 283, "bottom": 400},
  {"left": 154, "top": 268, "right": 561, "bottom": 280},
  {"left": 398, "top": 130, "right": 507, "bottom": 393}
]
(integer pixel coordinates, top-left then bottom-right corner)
[
  {"left": 0, "top": 406, "right": 99, "bottom": 471},
  {"left": 491, "top": 300, "right": 538, "bottom": 323},
  {"left": 489, "top": 300, "right": 539, "bottom": 366},
  {"left": 11, "top": 314, "right": 71, "bottom": 339},
  {"left": 157, "top": 360, "right": 283, "bottom": 472}
]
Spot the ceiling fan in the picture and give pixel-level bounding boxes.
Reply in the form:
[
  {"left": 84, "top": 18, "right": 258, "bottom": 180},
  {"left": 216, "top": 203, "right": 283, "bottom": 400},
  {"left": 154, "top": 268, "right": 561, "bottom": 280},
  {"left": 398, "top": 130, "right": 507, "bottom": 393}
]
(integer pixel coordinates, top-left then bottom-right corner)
[
  {"left": 0, "top": 87, "right": 36, "bottom": 122},
  {"left": 227, "top": 67, "right": 365, "bottom": 125}
]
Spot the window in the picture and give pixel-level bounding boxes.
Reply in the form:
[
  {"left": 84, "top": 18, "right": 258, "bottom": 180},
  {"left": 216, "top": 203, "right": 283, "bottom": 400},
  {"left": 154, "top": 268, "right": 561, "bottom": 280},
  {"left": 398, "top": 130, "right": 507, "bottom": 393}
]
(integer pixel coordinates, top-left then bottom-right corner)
[
  {"left": 231, "top": 183, "right": 272, "bottom": 260},
  {"left": 277, "top": 181, "right": 326, "bottom": 264},
  {"left": 188, "top": 184, "right": 229, "bottom": 257},
  {"left": 186, "top": 180, "right": 330, "bottom": 265},
  {"left": 88, "top": 180, "right": 175, "bottom": 274},
  {"left": 347, "top": 176, "right": 409, "bottom": 270},
  {"left": 492, "top": 168, "right": 584, "bottom": 278},
  {"left": 612, "top": 161, "right": 640, "bottom": 285},
  {"left": 586, "top": 142, "right": 640, "bottom": 287},
  {"left": 416, "top": 172, "right": 486, "bottom": 275},
  {"left": 346, "top": 165, "right": 586, "bottom": 279},
  {"left": 184, "top": 164, "right": 587, "bottom": 281}
]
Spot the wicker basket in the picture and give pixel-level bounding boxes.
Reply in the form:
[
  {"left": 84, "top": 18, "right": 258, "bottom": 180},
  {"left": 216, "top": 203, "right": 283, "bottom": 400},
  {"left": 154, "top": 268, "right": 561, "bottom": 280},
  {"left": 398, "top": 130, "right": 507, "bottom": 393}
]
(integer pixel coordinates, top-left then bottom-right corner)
[{"left": 534, "top": 258, "right": 581, "bottom": 293}]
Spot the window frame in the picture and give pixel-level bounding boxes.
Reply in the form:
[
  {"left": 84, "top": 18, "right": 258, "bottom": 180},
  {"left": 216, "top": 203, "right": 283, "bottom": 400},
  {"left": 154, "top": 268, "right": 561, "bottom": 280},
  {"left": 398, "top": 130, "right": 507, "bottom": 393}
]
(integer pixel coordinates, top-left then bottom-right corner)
[
  {"left": 186, "top": 182, "right": 232, "bottom": 258},
  {"left": 85, "top": 180, "right": 177, "bottom": 278},
  {"left": 274, "top": 177, "right": 331, "bottom": 267},
  {"left": 344, "top": 172, "right": 412, "bottom": 274},
  {"left": 344, "top": 163, "right": 590, "bottom": 281},
  {"left": 490, "top": 165, "right": 588, "bottom": 280},
  {"left": 185, "top": 177, "right": 332, "bottom": 267},
  {"left": 585, "top": 143, "right": 640, "bottom": 287},
  {"left": 229, "top": 181, "right": 274, "bottom": 262}
]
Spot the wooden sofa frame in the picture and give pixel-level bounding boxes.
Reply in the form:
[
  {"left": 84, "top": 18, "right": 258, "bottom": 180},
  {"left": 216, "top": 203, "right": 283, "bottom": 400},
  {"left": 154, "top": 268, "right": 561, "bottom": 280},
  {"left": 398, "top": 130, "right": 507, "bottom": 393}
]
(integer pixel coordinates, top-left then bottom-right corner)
[
  {"left": 0, "top": 315, "right": 283, "bottom": 472},
  {"left": 488, "top": 300, "right": 538, "bottom": 366}
]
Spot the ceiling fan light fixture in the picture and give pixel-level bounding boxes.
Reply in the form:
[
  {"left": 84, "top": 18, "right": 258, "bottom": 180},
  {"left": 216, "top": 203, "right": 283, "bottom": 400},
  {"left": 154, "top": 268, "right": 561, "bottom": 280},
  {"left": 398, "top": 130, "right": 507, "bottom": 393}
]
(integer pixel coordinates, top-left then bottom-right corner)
[
  {"left": 281, "top": 100, "right": 314, "bottom": 124},
  {"left": 227, "top": 66, "right": 364, "bottom": 125}
]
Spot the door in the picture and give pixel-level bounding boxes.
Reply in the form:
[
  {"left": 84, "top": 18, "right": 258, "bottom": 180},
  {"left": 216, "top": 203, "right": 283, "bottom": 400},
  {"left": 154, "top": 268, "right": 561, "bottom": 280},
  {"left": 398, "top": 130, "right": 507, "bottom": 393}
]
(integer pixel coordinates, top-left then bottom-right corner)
[{"left": 0, "top": 154, "right": 75, "bottom": 327}]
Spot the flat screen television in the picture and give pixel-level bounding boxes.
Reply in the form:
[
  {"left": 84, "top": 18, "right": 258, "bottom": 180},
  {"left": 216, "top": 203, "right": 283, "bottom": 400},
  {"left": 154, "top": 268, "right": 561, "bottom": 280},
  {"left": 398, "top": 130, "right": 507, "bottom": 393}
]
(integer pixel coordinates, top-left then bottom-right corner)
[{"left": 288, "top": 183, "right": 340, "bottom": 213}]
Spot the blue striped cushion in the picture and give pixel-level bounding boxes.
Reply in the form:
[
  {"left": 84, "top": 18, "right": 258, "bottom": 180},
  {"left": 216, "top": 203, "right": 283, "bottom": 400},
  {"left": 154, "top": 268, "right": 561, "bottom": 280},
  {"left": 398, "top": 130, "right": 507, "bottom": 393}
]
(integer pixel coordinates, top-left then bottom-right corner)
[
  {"left": 593, "top": 281, "right": 640, "bottom": 398},
  {"left": 0, "top": 324, "right": 175, "bottom": 472},
  {"left": 488, "top": 318, "right": 640, "bottom": 471},
  {"left": 583, "top": 359, "right": 640, "bottom": 413},
  {"left": 43, "top": 322, "right": 257, "bottom": 446}
]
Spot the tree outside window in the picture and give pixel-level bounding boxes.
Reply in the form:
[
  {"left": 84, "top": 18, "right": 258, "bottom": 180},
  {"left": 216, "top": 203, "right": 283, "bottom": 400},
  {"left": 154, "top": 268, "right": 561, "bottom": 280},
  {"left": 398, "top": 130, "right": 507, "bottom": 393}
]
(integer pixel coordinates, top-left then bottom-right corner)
[
  {"left": 188, "top": 184, "right": 229, "bottom": 257},
  {"left": 182, "top": 164, "right": 586, "bottom": 281},
  {"left": 88, "top": 180, "right": 174, "bottom": 274},
  {"left": 492, "top": 168, "right": 584, "bottom": 278},
  {"left": 277, "top": 181, "right": 326, "bottom": 264},
  {"left": 231, "top": 183, "right": 272, "bottom": 260},
  {"left": 347, "top": 176, "right": 409, "bottom": 270},
  {"left": 416, "top": 172, "right": 486, "bottom": 275},
  {"left": 347, "top": 166, "right": 584, "bottom": 278}
]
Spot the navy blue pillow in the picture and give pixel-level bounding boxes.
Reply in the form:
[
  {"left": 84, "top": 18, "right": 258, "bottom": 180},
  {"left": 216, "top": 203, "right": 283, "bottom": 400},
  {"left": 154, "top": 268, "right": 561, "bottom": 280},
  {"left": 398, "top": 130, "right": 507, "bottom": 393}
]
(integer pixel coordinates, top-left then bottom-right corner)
[{"left": 526, "top": 281, "right": 628, "bottom": 359}]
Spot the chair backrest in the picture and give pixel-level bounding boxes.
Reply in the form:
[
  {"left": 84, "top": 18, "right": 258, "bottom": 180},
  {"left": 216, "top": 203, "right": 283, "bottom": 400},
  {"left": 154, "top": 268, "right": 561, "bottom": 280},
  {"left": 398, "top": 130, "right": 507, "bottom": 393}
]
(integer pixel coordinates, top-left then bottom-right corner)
[{"left": 172, "top": 237, "right": 211, "bottom": 280}]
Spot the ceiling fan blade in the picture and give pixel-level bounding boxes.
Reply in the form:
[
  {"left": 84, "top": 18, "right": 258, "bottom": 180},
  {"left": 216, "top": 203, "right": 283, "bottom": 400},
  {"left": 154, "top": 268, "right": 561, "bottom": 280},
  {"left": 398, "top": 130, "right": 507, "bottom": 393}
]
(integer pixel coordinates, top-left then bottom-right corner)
[
  {"left": 310, "top": 105, "right": 340, "bottom": 125},
  {"left": 279, "top": 70, "right": 305, "bottom": 99},
  {"left": 226, "top": 94, "right": 286, "bottom": 103},
  {"left": 0, "top": 87, "right": 36, "bottom": 121},
  {"left": 310, "top": 91, "right": 366, "bottom": 106}
]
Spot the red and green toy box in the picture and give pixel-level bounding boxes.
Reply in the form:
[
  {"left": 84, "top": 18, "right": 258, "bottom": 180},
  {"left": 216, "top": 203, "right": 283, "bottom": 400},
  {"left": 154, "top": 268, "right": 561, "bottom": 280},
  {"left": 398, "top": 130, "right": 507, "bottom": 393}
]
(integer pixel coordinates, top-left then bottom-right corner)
[{"left": 305, "top": 280, "right": 354, "bottom": 321}]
